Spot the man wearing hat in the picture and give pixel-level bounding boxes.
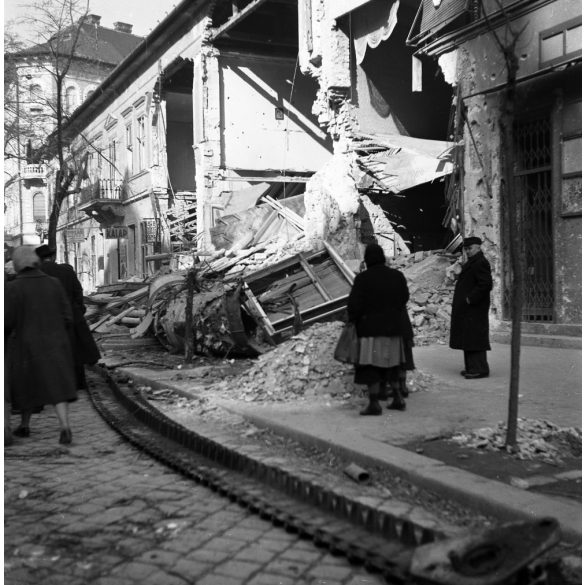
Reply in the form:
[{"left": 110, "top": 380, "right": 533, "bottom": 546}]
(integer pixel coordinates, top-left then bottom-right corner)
[
  {"left": 36, "top": 245, "right": 101, "bottom": 389},
  {"left": 449, "top": 236, "right": 493, "bottom": 379}
]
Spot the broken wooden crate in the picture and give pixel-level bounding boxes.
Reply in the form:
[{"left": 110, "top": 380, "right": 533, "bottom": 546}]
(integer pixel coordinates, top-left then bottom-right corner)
[{"left": 240, "top": 241, "right": 355, "bottom": 344}]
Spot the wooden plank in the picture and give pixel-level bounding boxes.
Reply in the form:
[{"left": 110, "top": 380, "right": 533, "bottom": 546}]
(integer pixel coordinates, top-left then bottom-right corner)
[
  {"left": 322, "top": 241, "right": 356, "bottom": 285},
  {"left": 261, "top": 196, "right": 304, "bottom": 230},
  {"left": 105, "top": 286, "right": 149, "bottom": 310},
  {"left": 242, "top": 283, "right": 277, "bottom": 339},
  {"left": 244, "top": 248, "right": 327, "bottom": 286},
  {"left": 211, "top": 0, "right": 270, "bottom": 39},
  {"left": 298, "top": 255, "right": 332, "bottom": 302},
  {"left": 89, "top": 314, "right": 110, "bottom": 332},
  {"left": 270, "top": 295, "right": 349, "bottom": 330},
  {"left": 130, "top": 311, "right": 154, "bottom": 339},
  {"left": 105, "top": 305, "right": 137, "bottom": 326}
]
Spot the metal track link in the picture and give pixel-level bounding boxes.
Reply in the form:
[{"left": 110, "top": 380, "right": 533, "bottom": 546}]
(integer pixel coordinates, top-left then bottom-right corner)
[
  {"left": 87, "top": 368, "right": 415, "bottom": 582},
  {"left": 86, "top": 367, "right": 561, "bottom": 585}
]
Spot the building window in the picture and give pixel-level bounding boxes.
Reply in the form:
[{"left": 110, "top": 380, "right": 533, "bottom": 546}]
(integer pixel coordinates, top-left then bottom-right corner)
[
  {"left": 108, "top": 140, "right": 117, "bottom": 180},
  {"left": 136, "top": 115, "right": 146, "bottom": 170},
  {"left": 125, "top": 123, "right": 133, "bottom": 175},
  {"left": 32, "top": 192, "right": 46, "bottom": 220},
  {"left": 540, "top": 17, "right": 582, "bottom": 68},
  {"left": 85, "top": 85, "right": 97, "bottom": 100},
  {"left": 65, "top": 86, "right": 78, "bottom": 112}
]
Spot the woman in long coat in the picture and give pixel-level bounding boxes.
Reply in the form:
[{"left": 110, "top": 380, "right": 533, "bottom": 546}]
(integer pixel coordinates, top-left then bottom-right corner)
[
  {"left": 5, "top": 246, "right": 77, "bottom": 444},
  {"left": 347, "top": 243, "right": 413, "bottom": 415}
]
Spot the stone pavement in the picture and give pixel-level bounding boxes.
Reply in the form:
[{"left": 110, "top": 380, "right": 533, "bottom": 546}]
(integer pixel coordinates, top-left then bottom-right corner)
[
  {"left": 4, "top": 391, "right": 389, "bottom": 585},
  {"left": 117, "top": 342, "right": 582, "bottom": 543}
]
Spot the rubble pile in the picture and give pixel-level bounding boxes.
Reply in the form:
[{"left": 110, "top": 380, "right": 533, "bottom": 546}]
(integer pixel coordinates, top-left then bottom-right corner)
[
  {"left": 450, "top": 418, "right": 582, "bottom": 463},
  {"left": 211, "top": 321, "right": 434, "bottom": 403},
  {"left": 392, "top": 251, "right": 457, "bottom": 346}
]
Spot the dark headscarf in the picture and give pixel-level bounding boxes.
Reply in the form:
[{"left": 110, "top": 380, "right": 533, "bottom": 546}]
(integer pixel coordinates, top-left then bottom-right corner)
[{"left": 363, "top": 243, "right": 386, "bottom": 268}]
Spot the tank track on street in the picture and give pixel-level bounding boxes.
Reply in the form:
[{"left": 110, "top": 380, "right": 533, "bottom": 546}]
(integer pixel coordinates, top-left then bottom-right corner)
[{"left": 87, "top": 366, "right": 561, "bottom": 585}]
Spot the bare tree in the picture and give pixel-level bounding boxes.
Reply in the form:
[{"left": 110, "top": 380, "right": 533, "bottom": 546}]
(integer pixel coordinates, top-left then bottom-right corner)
[
  {"left": 479, "top": 0, "right": 528, "bottom": 450},
  {"left": 4, "top": 0, "right": 96, "bottom": 249}
]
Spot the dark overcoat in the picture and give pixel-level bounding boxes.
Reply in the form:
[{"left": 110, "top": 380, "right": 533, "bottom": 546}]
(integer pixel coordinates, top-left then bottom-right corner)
[
  {"left": 347, "top": 264, "right": 411, "bottom": 338},
  {"left": 449, "top": 251, "right": 493, "bottom": 351},
  {"left": 5, "top": 269, "right": 77, "bottom": 410},
  {"left": 40, "top": 261, "right": 101, "bottom": 365}
]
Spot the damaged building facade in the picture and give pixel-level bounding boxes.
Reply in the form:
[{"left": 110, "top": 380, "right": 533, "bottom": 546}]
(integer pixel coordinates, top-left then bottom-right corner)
[
  {"left": 49, "top": 0, "right": 580, "bottom": 334},
  {"left": 53, "top": 0, "right": 333, "bottom": 290},
  {"left": 298, "top": 0, "right": 582, "bottom": 329}
]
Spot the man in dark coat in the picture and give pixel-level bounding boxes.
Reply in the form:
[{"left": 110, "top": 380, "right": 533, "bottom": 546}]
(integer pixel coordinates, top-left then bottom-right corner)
[
  {"left": 5, "top": 246, "right": 77, "bottom": 444},
  {"left": 449, "top": 236, "right": 493, "bottom": 379},
  {"left": 36, "top": 245, "right": 101, "bottom": 389}
]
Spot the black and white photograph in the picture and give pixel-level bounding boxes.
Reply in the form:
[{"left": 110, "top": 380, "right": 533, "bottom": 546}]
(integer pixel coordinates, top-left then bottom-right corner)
[{"left": 4, "top": 0, "right": 582, "bottom": 583}]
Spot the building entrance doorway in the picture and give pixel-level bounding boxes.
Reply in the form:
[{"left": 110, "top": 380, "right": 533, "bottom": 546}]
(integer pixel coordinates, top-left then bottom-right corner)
[{"left": 503, "top": 113, "right": 554, "bottom": 322}]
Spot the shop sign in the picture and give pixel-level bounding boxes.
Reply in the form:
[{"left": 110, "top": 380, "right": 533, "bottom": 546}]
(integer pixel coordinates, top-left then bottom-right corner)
[
  {"left": 105, "top": 226, "right": 128, "bottom": 239},
  {"left": 66, "top": 228, "right": 86, "bottom": 242}
]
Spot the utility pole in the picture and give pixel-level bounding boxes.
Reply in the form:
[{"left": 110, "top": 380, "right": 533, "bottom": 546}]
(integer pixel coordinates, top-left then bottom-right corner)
[{"left": 16, "top": 68, "right": 24, "bottom": 245}]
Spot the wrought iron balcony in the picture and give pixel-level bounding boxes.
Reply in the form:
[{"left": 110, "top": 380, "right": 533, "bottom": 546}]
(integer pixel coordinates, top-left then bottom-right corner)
[
  {"left": 21, "top": 164, "right": 47, "bottom": 180},
  {"left": 79, "top": 178, "right": 125, "bottom": 204},
  {"left": 78, "top": 178, "right": 126, "bottom": 226}
]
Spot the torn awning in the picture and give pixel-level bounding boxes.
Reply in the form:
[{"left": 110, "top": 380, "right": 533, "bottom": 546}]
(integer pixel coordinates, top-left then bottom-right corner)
[
  {"left": 352, "top": 0, "right": 400, "bottom": 65},
  {"left": 351, "top": 133, "right": 457, "bottom": 193}
]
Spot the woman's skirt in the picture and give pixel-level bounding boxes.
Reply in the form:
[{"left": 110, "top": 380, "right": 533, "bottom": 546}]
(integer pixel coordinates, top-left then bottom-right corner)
[{"left": 354, "top": 336, "right": 415, "bottom": 385}]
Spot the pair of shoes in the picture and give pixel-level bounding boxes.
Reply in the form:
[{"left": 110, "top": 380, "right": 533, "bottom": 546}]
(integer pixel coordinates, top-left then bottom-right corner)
[
  {"left": 387, "top": 400, "right": 406, "bottom": 411},
  {"left": 464, "top": 372, "right": 489, "bottom": 379},
  {"left": 360, "top": 403, "right": 382, "bottom": 416},
  {"left": 13, "top": 426, "right": 30, "bottom": 438},
  {"left": 59, "top": 429, "right": 72, "bottom": 445},
  {"left": 460, "top": 370, "right": 468, "bottom": 376}
]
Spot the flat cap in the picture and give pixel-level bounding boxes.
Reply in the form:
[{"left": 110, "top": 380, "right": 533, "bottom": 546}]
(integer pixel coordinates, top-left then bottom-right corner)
[
  {"left": 36, "top": 244, "right": 56, "bottom": 259},
  {"left": 462, "top": 236, "right": 482, "bottom": 247}
]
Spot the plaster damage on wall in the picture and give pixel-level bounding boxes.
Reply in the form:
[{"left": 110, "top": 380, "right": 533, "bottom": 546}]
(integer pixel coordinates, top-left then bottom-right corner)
[{"left": 459, "top": 46, "right": 503, "bottom": 320}]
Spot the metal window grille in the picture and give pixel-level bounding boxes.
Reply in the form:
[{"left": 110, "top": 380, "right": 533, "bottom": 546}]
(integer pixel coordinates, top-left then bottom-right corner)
[{"left": 502, "top": 114, "right": 554, "bottom": 322}]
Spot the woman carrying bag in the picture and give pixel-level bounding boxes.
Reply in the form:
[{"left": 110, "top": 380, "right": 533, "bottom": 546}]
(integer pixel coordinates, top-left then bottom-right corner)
[{"left": 347, "top": 243, "right": 414, "bottom": 415}]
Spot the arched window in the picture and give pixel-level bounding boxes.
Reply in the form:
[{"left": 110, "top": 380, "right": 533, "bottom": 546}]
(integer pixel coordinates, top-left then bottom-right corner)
[
  {"left": 29, "top": 84, "right": 42, "bottom": 101},
  {"left": 32, "top": 192, "right": 46, "bottom": 221},
  {"left": 85, "top": 85, "right": 97, "bottom": 100},
  {"left": 65, "top": 86, "right": 78, "bottom": 112}
]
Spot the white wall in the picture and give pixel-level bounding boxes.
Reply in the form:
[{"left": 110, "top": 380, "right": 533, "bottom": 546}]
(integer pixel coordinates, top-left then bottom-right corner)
[{"left": 220, "top": 54, "right": 332, "bottom": 172}]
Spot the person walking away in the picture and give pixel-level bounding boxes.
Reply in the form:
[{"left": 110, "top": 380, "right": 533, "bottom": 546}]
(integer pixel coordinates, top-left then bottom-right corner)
[
  {"left": 449, "top": 236, "right": 493, "bottom": 379},
  {"left": 347, "top": 243, "right": 412, "bottom": 414},
  {"left": 36, "top": 245, "right": 101, "bottom": 390},
  {"left": 5, "top": 246, "right": 77, "bottom": 444}
]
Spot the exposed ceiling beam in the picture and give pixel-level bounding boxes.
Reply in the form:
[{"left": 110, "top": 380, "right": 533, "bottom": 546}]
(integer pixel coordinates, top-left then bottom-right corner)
[
  {"left": 222, "top": 31, "right": 298, "bottom": 47},
  {"left": 210, "top": 0, "right": 271, "bottom": 40}
]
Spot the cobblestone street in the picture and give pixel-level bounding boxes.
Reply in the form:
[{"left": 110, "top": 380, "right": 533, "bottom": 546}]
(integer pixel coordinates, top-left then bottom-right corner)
[{"left": 4, "top": 391, "right": 385, "bottom": 585}]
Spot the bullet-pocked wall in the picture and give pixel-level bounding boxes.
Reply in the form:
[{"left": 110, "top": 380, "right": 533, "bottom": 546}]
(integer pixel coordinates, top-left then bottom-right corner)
[{"left": 458, "top": 0, "right": 582, "bottom": 325}]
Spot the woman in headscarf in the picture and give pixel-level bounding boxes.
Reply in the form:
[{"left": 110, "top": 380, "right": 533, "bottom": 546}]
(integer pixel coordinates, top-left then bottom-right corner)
[
  {"left": 5, "top": 246, "right": 77, "bottom": 444},
  {"left": 347, "top": 243, "right": 413, "bottom": 415}
]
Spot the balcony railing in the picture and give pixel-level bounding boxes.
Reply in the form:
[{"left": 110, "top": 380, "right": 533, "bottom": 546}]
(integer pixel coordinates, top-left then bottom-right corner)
[
  {"left": 21, "top": 164, "right": 47, "bottom": 180},
  {"left": 79, "top": 178, "right": 125, "bottom": 205}
]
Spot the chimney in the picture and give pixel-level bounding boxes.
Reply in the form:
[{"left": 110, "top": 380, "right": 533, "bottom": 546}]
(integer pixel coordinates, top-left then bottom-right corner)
[
  {"left": 85, "top": 14, "right": 101, "bottom": 26},
  {"left": 113, "top": 22, "right": 133, "bottom": 34}
]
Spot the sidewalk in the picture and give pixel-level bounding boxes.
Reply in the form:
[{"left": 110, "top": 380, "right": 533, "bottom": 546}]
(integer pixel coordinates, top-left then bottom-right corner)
[{"left": 115, "top": 342, "right": 582, "bottom": 543}]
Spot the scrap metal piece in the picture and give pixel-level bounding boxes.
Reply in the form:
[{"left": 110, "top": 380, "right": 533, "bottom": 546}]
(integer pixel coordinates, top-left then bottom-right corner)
[
  {"left": 409, "top": 517, "right": 560, "bottom": 585},
  {"left": 344, "top": 463, "right": 370, "bottom": 483}
]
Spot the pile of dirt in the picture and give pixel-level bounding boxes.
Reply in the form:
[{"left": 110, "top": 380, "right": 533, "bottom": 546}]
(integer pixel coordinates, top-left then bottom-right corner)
[
  {"left": 392, "top": 252, "right": 457, "bottom": 346},
  {"left": 211, "top": 321, "right": 435, "bottom": 403},
  {"left": 449, "top": 418, "right": 582, "bottom": 463}
]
